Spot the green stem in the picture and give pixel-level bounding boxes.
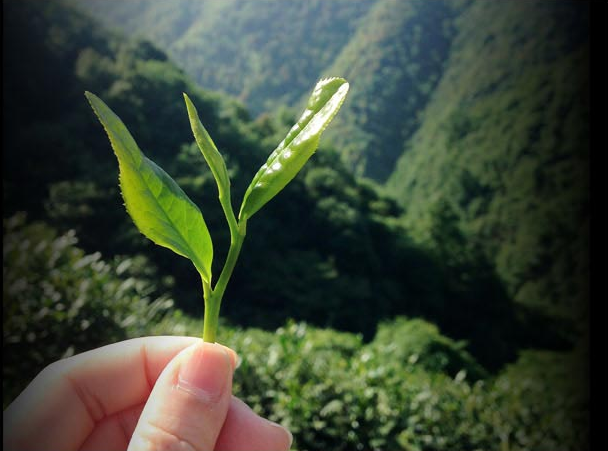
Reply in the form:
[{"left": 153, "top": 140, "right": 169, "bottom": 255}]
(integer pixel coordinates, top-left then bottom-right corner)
[
  {"left": 214, "top": 219, "right": 247, "bottom": 304},
  {"left": 203, "top": 292, "right": 220, "bottom": 342},
  {"left": 219, "top": 192, "right": 239, "bottom": 242},
  {"left": 202, "top": 279, "right": 212, "bottom": 303},
  {"left": 201, "top": 219, "right": 247, "bottom": 342}
]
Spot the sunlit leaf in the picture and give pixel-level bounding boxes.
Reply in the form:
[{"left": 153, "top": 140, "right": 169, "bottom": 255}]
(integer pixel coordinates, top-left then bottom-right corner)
[
  {"left": 85, "top": 91, "right": 213, "bottom": 282},
  {"left": 239, "top": 77, "right": 349, "bottom": 220}
]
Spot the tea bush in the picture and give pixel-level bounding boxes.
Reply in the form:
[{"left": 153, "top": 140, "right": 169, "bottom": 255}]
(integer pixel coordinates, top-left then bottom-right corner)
[
  {"left": 3, "top": 216, "right": 587, "bottom": 449},
  {"left": 154, "top": 317, "right": 586, "bottom": 451},
  {"left": 2, "top": 214, "right": 173, "bottom": 406}
]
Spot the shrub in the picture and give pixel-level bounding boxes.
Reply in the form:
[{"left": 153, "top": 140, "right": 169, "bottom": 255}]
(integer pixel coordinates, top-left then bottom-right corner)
[
  {"left": 2, "top": 214, "right": 173, "bottom": 406},
  {"left": 3, "top": 217, "right": 586, "bottom": 449},
  {"left": 363, "top": 316, "right": 488, "bottom": 381}
]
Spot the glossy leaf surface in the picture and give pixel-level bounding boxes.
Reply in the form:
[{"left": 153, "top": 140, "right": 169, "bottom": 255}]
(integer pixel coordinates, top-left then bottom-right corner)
[
  {"left": 239, "top": 77, "right": 349, "bottom": 220},
  {"left": 85, "top": 91, "right": 213, "bottom": 282}
]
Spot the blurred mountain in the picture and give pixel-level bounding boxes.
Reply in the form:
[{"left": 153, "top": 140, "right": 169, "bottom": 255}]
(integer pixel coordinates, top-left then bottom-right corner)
[
  {"left": 2, "top": 1, "right": 591, "bottom": 446},
  {"left": 72, "top": 0, "right": 590, "bottom": 330},
  {"left": 73, "top": 0, "right": 449, "bottom": 180},
  {"left": 73, "top": 0, "right": 375, "bottom": 115},
  {"left": 387, "top": 0, "right": 589, "bottom": 327},
  {"left": 4, "top": 0, "right": 588, "bottom": 370}
]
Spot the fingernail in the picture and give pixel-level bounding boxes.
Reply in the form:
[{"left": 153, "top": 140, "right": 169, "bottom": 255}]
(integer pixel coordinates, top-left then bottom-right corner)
[
  {"left": 234, "top": 397, "right": 293, "bottom": 448},
  {"left": 266, "top": 419, "right": 293, "bottom": 449},
  {"left": 177, "top": 343, "right": 232, "bottom": 401},
  {"left": 218, "top": 344, "right": 239, "bottom": 370}
]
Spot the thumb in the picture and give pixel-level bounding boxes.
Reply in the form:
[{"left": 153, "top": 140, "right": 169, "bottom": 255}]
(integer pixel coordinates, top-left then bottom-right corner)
[{"left": 128, "top": 341, "right": 235, "bottom": 451}]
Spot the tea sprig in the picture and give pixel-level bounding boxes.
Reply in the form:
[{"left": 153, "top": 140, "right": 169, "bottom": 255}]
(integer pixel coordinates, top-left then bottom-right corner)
[{"left": 86, "top": 77, "right": 349, "bottom": 342}]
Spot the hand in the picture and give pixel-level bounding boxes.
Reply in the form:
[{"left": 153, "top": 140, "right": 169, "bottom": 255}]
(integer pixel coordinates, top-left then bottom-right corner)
[{"left": 3, "top": 336, "right": 292, "bottom": 451}]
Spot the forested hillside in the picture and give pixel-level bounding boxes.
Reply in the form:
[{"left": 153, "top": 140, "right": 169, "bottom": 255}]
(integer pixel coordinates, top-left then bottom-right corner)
[
  {"left": 4, "top": 0, "right": 407, "bottom": 337},
  {"left": 74, "top": 0, "right": 375, "bottom": 115},
  {"left": 3, "top": 0, "right": 590, "bottom": 449},
  {"left": 4, "top": 215, "right": 589, "bottom": 450},
  {"left": 321, "top": 0, "right": 456, "bottom": 180},
  {"left": 387, "top": 0, "right": 589, "bottom": 330},
  {"left": 72, "top": 1, "right": 590, "bottom": 331},
  {"left": 74, "top": 0, "right": 457, "bottom": 181},
  {"left": 5, "top": 0, "right": 560, "bottom": 367},
  {"left": 75, "top": 0, "right": 454, "bottom": 180}
]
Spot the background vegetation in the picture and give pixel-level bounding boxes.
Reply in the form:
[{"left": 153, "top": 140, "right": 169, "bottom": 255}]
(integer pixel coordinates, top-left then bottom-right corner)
[{"left": 3, "top": 0, "right": 590, "bottom": 449}]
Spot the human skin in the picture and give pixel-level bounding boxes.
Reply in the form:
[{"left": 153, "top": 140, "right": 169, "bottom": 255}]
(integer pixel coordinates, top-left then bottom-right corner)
[{"left": 3, "top": 336, "right": 292, "bottom": 451}]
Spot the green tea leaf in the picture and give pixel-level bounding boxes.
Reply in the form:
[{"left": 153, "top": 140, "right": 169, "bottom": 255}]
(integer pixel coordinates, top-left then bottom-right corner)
[
  {"left": 85, "top": 91, "right": 214, "bottom": 283},
  {"left": 183, "top": 93, "right": 238, "bottom": 238},
  {"left": 239, "top": 77, "right": 349, "bottom": 221},
  {"left": 183, "top": 93, "right": 231, "bottom": 203}
]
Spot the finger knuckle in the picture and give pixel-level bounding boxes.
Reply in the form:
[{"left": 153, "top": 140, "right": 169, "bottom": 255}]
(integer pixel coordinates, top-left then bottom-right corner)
[{"left": 136, "top": 420, "right": 200, "bottom": 451}]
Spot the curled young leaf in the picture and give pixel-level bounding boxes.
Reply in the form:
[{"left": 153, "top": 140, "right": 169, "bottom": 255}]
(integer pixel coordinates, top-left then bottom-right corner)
[
  {"left": 183, "top": 93, "right": 231, "bottom": 202},
  {"left": 239, "top": 77, "right": 349, "bottom": 221},
  {"left": 184, "top": 93, "right": 239, "bottom": 237},
  {"left": 85, "top": 91, "right": 214, "bottom": 283}
]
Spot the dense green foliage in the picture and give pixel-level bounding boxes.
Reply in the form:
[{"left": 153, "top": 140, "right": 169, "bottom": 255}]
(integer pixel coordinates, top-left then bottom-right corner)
[
  {"left": 73, "top": 0, "right": 374, "bottom": 115},
  {"left": 72, "top": 1, "right": 590, "bottom": 331},
  {"left": 73, "top": 0, "right": 454, "bottom": 181},
  {"left": 3, "top": 0, "right": 558, "bottom": 369},
  {"left": 322, "top": 0, "right": 456, "bottom": 180},
  {"left": 3, "top": 0, "right": 589, "bottom": 449},
  {"left": 387, "top": 0, "right": 589, "bottom": 331},
  {"left": 3, "top": 217, "right": 588, "bottom": 449},
  {"left": 2, "top": 215, "right": 174, "bottom": 406}
]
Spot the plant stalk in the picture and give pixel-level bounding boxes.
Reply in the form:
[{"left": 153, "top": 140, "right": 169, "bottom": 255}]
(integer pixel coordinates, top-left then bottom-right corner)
[
  {"left": 202, "top": 219, "right": 247, "bottom": 342},
  {"left": 202, "top": 293, "right": 221, "bottom": 342}
]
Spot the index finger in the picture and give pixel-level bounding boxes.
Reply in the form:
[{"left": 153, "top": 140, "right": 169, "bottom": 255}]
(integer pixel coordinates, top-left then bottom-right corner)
[{"left": 3, "top": 336, "right": 237, "bottom": 451}]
